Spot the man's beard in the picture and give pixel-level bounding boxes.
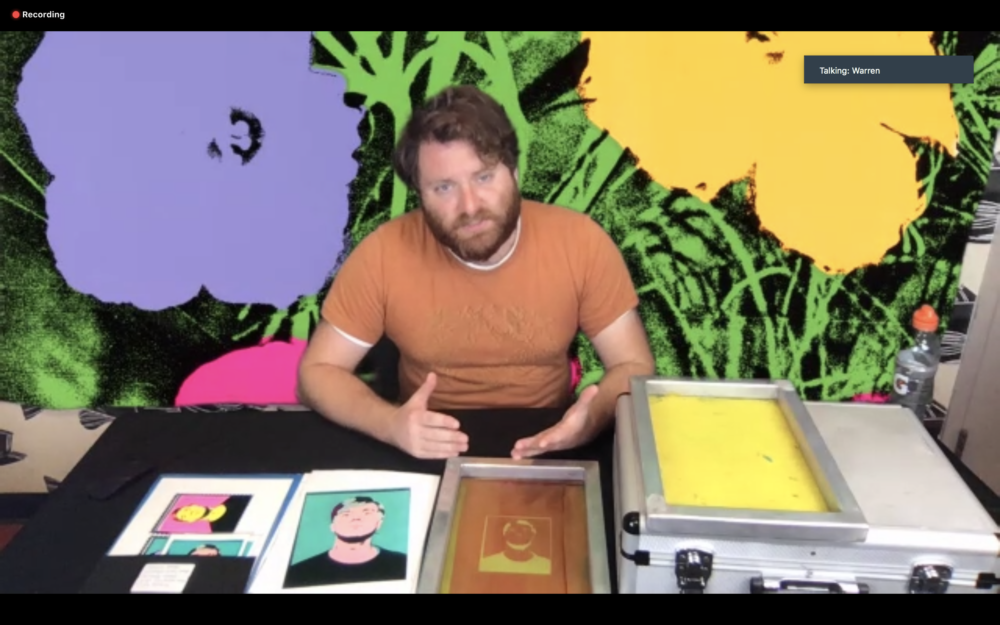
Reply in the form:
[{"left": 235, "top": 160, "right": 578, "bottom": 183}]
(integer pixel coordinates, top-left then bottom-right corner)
[{"left": 425, "top": 187, "right": 521, "bottom": 263}]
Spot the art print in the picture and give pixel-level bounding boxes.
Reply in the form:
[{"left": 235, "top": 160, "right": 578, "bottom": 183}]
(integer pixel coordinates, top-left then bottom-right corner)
[
  {"left": 283, "top": 488, "right": 411, "bottom": 589},
  {"left": 108, "top": 475, "right": 298, "bottom": 560},
  {"left": 163, "top": 537, "right": 247, "bottom": 557},
  {"left": 142, "top": 535, "right": 169, "bottom": 555},
  {"left": 154, "top": 493, "right": 251, "bottom": 534}
]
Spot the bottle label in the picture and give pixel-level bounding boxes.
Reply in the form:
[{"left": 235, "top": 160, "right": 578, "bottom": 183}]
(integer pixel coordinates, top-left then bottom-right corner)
[{"left": 893, "top": 373, "right": 911, "bottom": 396}]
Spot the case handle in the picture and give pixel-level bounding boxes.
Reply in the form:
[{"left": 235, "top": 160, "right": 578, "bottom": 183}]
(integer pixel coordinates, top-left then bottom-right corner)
[{"left": 750, "top": 575, "right": 870, "bottom": 594}]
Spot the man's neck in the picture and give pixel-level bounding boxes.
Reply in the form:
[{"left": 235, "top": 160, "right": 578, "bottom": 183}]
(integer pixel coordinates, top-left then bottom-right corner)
[
  {"left": 329, "top": 540, "right": 378, "bottom": 564},
  {"left": 502, "top": 545, "right": 534, "bottom": 562},
  {"left": 450, "top": 216, "right": 522, "bottom": 271}
]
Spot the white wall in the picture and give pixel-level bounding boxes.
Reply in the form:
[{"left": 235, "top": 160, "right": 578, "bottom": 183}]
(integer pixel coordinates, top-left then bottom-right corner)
[
  {"left": 931, "top": 131, "right": 1000, "bottom": 431},
  {"left": 938, "top": 131, "right": 1000, "bottom": 494}
]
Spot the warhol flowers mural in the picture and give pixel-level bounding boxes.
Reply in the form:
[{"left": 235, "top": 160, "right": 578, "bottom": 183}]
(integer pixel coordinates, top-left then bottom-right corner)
[
  {"left": 18, "top": 31, "right": 362, "bottom": 311},
  {"left": 1, "top": 31, "right": 998, "bottom": 411}
]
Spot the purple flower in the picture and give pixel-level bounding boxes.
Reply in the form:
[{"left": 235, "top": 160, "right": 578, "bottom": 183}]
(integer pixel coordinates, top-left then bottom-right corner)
[{"left": 17, "top": 32, "right": 363, "bottom": 310}]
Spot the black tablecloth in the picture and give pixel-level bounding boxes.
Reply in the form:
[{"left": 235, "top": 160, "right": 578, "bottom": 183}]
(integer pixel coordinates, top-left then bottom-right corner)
[{"left": 0, "top": 408, "right": 617, "bottom": 594}]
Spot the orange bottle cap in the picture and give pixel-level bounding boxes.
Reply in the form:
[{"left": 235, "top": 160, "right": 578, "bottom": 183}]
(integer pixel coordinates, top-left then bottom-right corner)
[{"left": 912, "top": 304, "right": 939, "bottom": 332}]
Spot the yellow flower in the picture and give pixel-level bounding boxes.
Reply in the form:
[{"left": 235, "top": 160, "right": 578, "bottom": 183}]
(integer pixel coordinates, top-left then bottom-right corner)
[{"left": 580, "top": 31, "right": 959, "bottom": 273}]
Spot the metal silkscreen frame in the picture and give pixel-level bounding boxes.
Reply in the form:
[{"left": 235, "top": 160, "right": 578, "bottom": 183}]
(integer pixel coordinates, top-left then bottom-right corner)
[
  {"left": 417, "top": 457, "right": 611, "bottom": 594},
  {"left": 629, "top": 376, "right": 869, "bottom": 542}
]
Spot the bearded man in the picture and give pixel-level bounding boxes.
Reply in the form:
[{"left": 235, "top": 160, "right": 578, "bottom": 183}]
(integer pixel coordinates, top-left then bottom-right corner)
[{"left": 297, "top": 85, "right": 655, "bottom": 460}]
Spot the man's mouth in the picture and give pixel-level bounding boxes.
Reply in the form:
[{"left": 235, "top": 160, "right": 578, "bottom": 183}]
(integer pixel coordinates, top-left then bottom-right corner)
[{"left": 459, "top": 219, "right": 492, "bottom": 234}]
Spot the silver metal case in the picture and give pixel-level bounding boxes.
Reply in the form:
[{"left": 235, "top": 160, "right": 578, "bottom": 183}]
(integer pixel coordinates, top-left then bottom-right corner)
[{"left": 615, "top": 377, "right": 1000, "bottom": 594}]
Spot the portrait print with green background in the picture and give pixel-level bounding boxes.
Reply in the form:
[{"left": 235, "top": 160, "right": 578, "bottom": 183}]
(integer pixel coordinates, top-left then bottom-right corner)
[{"left": 290, "top": 488, "right": 411, "bottom": 564}]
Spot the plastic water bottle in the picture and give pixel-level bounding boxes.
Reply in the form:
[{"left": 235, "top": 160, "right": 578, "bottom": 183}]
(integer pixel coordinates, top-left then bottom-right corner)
[{"left": 889, "top": 304, "right": 941, "bottom": 420}]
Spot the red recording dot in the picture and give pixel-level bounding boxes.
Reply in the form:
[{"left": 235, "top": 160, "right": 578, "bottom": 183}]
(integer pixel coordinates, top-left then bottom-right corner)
[{"left": 12, "top": 10, "right": 20, "bottom": 18}]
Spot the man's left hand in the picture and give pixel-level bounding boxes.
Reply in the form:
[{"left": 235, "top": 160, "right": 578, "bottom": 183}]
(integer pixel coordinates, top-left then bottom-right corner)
[{"left": 511, "top": 385, "right": 600, "bottom": 460}]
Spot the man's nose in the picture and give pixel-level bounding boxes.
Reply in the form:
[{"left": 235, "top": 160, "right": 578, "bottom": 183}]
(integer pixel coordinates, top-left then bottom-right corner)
[{"left": 457, "top": 185, "right": 479, "bottom": 215}]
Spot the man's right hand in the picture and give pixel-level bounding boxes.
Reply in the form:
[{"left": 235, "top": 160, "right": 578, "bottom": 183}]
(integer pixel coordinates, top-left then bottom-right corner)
[{"left": 389, "top": 372, "right": 468, "bottom": 459}]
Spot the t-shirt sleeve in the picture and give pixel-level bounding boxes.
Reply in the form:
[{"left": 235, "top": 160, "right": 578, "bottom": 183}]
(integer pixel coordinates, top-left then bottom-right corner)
[
  {"left": 320, "top": 229, "right": 387, "bottom": 347},
  {"left": 577, "top": 216, "right": 640, "bottom": 340}
]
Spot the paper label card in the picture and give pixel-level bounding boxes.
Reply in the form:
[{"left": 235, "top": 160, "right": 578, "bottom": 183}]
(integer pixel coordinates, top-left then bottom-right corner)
[{"left": 130, "top": 563, "right": 195, "bottom": 594}]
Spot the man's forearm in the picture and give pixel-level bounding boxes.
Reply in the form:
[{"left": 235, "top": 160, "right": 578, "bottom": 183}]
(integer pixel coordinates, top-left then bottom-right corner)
[
  {"left": 588, "top": 361, "right": 655, "bottom": 433},
  {"left": 297, "top": 363, "right": 399, "bottom": 446}
]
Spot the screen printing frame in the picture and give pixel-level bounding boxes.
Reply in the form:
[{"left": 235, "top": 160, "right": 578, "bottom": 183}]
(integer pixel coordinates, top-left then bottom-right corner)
[
  {"left": 628, "top": 376, "right": 869, "bottom": 542},
  {"left": 416, "top": 457, "right": 611, "bottom": 594}
]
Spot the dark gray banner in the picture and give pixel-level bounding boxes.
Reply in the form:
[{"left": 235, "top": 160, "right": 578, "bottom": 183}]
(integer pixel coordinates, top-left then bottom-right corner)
[{"left": 804, "top": 56, "right": 973, "bottom": 84}]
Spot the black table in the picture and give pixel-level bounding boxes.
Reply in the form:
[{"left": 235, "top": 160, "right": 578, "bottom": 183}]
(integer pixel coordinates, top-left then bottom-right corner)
[{"left": 0, "top": 408, "right": 617, "bottom": 594}]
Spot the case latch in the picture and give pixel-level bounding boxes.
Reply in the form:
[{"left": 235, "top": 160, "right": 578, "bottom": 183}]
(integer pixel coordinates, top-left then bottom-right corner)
[
  {"left": 975, "top": 573, "right": 999, "bottom": 590},
  {"left": 909, "top": 564, "right": 953, "bottom": 594},
  {"left": 675, "top": 549, "right": 713, "bottom": 594}
]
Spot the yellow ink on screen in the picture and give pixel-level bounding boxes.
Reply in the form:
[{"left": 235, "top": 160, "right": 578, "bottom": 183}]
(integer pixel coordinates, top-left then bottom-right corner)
[
  {"left": 478, "top": 517, "right": 553, "bottom": 576},
  {"left": 649, "top": 395, "right": 829, "bottom": 513}
]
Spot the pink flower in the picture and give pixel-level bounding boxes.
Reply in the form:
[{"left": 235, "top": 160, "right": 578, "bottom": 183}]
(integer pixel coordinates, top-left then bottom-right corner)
[
  {"left": 852, "top": 392, "right": 890, "bottom": 403},
  {"left": 178, "top": 346, "right": 590, "bottom": 406},
  {"left": 175, "top": 338, "right": 307, "bottom": 405},
  {"left": 570, "top": 356, "right": 583, "bottom": 390}
]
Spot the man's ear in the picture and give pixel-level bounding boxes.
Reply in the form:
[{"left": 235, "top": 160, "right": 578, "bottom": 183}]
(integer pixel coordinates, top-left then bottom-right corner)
[{"left": 514, "top": 168, "right": 519, "bottom": 183}]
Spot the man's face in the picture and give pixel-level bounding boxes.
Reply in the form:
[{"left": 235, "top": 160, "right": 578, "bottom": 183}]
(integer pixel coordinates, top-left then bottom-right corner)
[
  {"left": 505, "top": 521, "right": 535, "bottom": 548},
  {"left": 331, "top": 503, "right": 382, "bottom": 539},
  {"left": 190, "top": 546, "right": 219, "bottom": 556},
  {"left": 417, "top": 140, "right": 520, "bottom": 263}
]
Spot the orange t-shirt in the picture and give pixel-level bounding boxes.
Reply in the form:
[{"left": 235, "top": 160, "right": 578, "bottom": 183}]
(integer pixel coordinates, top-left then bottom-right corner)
[{"left": 321, "top": 199, "right": 639, "bottom": 411}]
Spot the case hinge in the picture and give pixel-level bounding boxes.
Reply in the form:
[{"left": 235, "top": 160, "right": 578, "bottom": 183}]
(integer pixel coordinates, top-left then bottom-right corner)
[
  {"left": 909, "top": 564, "right": 953, "bottom": 594},
  {"left": 955, "top": 429, "right": 968, "bottom": 459},
  {"left": 675, "top": 549, "right": 713, "bottom": 594},
  {"left": 750, "top": 576, "right": 869, "bottom": 594}
]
